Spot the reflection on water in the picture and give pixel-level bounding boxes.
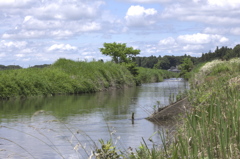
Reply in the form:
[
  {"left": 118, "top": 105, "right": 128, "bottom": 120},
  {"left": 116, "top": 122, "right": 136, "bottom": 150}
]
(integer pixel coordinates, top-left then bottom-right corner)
[{"left": 0, "top": 78, "right": 189, "bottom": 158}]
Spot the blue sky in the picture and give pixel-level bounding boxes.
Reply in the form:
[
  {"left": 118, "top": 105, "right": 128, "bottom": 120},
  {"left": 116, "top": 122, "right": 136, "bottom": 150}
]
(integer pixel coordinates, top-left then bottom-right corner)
[{"left": 0, "top": 0, "right": 240, "bottom": 67}]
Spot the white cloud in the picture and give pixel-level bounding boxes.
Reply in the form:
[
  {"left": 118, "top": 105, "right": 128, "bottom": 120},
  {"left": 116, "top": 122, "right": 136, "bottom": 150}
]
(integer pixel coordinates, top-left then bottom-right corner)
[
  {"left": 161, "top": 1, "right": 240, "bottom": 25},
  {"left": 48, "top": 44, "right": 77, "bottom": 52},
  {"left": 203, "top": 27, "right": 240, "bottom": 36},
  {"left": 125, "top": 5, "right": 158, "bottom": 27},
  {"left": 141, "top": 33, "right": 229, "bottom": 57},
  {"left": 0, "top": 40, "right": 27, "bottom": 49},
  {"left": 22, "top": 16, "right": 62, "bottom": 30},
  {"left": 0, "top": 0, "right": 239, "bottom": 66},
  {"left": 159, "top": 37, "right": 176, "bottom": 45},
  {"left": 2, "top": 30, "right": 46, "bottom": 39},
  {"left": 0, "top": 0, "right": 34, "bottom": 8},
  {"left": 0, "top": 0, "right": 105, "bottom": 40},
  {"left": 78, "top": 22, "right": 102, "bottom": 32},
  {"left": 177, "top": 33, "right": 229, "bottom": 44},
  {"left": 34, "top": 1, "right": 105, "bottom": 20},
  {"left": 2, "top": 21, "right": 101, "bottom": 39},
  {"left": 207, "top": 0, "right": 240, "bottom": 8},
  {"left": 183, "top": 45, "right": 204, "bottom": 51},
  {"left": 15, "top": 54, "right": 25, "bottom": 57}
]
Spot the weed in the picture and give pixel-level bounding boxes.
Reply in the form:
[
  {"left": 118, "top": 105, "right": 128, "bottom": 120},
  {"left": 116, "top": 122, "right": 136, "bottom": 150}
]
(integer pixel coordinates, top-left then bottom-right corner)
[{"left": 0, "top": 59, "right": 175, "bottom": 99}]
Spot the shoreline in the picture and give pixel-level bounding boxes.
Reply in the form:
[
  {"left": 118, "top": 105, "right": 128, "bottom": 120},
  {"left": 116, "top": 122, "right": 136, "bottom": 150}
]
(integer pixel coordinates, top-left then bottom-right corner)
[{"left": 146, "top": 97, "right": 190, "bottom": 122}]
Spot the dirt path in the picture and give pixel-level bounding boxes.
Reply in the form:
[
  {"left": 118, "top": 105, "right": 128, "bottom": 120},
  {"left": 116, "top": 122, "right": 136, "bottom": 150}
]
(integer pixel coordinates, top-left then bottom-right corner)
[{"left": 146, "top": 97, "right": 190, "bottom": 122}]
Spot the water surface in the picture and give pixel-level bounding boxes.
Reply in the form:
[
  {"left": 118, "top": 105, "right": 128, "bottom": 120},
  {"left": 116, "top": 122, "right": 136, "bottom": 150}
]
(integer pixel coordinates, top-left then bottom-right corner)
[{"left": 0, "top": 78, "right": 188, "bottom": 158}]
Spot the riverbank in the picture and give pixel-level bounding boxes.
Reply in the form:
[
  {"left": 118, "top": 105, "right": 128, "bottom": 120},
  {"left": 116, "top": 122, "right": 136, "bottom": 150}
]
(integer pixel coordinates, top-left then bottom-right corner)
[
  {"left": 0, "top": 58, "right": 175, "bottom": 100},
  {"left": 143, "top": 58, "right": 240, "bottom": 159},
  {"left": 146, "top": 97, "right": 190, "bottom": 122}
]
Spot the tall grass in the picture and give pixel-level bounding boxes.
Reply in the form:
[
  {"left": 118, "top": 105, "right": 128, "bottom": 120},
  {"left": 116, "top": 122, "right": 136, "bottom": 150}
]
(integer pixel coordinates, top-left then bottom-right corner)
[
  {"left": 0, "top": 58, "right": 175, "bottom": 100},
  {"left": 148, "top": 58, "right": 240, "bottom": 158},
  {"left": 0, "top": 59, "right": 133, "bottom": 99},
  {"left": 121, "top": 58, "right": 240, "bottom": 158},
  {"left": 136, "top": 67, "right": 176, "bottom": 84}
]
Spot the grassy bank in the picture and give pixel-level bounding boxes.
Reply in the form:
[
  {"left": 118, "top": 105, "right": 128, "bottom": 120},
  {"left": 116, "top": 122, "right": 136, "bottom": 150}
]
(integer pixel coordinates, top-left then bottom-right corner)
[
  {"left": 0, "top": 58, "right": 175, "bottom": 100},
  {"left": 136, "top": 67, "right": 174, "bottom": 84},
  {"left": 139, "top": 58, "right": 240, "bottom": 159}
]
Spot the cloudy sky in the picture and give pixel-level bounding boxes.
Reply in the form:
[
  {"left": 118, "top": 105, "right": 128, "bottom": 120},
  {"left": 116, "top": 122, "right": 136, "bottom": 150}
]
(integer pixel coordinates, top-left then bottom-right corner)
[{"left": 0, "top": 0, "right": 240, "bottom": 67}]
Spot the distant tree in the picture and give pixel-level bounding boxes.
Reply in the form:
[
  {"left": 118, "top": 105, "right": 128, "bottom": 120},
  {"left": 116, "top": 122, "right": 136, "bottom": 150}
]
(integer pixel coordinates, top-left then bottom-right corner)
[
  {"left": 159, "top": 56, "right": 170, "bottom": 69},
  {"left": 232, "top": 44, "right": 240, "bottom": 57},
  {"left": 100, "top": 42, "right": 140, "bottom": 64},
  {"left": 179, "top": 57, "right": 194, "bottom": 79},
  {"left": 153, "top": 60, "right": 161, "bottom": 69}
]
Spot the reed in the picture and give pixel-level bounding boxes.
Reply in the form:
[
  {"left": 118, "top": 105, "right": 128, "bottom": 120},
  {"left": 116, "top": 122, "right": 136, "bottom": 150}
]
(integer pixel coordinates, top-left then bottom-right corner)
[
  {"left": 136, "top": 67, "right": 176, "bottom": 84},
  {"left": 0, "top": 58, "right": 175, "bottom": 100},
  {"left": 150, "top": 58, "right": 240, "bottom": 158}
]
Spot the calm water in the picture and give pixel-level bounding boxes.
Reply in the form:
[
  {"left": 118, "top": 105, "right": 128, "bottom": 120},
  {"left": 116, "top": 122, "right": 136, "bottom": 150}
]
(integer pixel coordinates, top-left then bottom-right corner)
[{"left": 0, "top": 78, "right": 188, "bottom": 159}]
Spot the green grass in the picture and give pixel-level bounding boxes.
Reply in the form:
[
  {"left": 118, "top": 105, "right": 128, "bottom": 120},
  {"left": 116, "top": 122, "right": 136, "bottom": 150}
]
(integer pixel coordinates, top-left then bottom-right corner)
[
  {"left": 144, "top": 58, "right": 240, "bottom": 159},
  {"left": 136, "top": 67, "right": 176, "bottom": 84},
  {"left": 0, "top": 58, "right": 175, "bottom": 99},
  {"left": 112, "top": 58, "right": 240, "bottom": 159}
]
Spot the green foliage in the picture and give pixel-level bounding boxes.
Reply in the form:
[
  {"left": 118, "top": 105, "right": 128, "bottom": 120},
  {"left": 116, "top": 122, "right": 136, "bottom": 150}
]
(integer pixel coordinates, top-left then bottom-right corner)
[
  {"left": 128, "top": 138, "right": 161, "bottom": 159},
  {"left": 176, "top": 90, "right": 188, "bottom": 101},
  {"left": 200, "top": 44, "right": 240, "bottom": 62},
  {"left": 156, "top": 59, "right": 240, "bottom": 158},
  {"left": 134, "top": 55, "right": 198, "bottom": 70},
  {"left": 122, "top": 62, "right": 139, "bottom": 77},
  {"left": 94, "top": 139, "right": 122, "bottom": 159},
  {"left": 181, "top": 58, "right": 193, "bottom": 72},
  {"left": 100, "top": 42, "right": 140, "bottom": 64},
  {"left": 0, "top": 59, "right": 136, "bottom": 99},
  {"left": 179, "top": 57, "right": 194, "bottom": 79},
  {"left": 136, "top": 67, "right": 175, "bottom": 84},
  {"left": 0, "top": 58, "right": 176, "bottom": 99},
  {"left": 100, "top": 42, "right": 141, "bottom": 77}
]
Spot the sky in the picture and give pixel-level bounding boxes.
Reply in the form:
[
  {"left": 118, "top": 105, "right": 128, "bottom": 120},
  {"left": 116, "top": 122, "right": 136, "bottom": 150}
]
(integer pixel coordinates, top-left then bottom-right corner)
[{"left": 0, "top": 0, "right": 240, "bottom": 67}]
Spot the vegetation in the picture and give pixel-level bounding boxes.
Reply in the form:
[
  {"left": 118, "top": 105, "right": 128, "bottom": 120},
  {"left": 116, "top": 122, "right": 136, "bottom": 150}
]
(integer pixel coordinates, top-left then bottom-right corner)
[
  {"left": 133, "top": 44, "right": 240, "bottom": 71},
  {"left": 100, "top": 42, "right": 141, "bottom": 77},
  {"left": 100, "top": 42, "right": 140, "bottom": 64},
  {"left": 133, "top": 55, "right": 194, "bottom": 70},
  {"left": 200, "top": 44, "right": 240, "bottom": 62},
  {"left": 5, "top": 43, "right": 240, "bottom": 158},
  {"left": 124, "top": 58, "right": 240, "bottom": 159},
  {"left": 2, "top": 43, "right": 240, "bottom": 72},
  {"left": 166, "top": 58, "right": 240, "bottom": 158},
  {"left": 0, "top": 59, "right": 134, "bottom": 99},
  {"left": 136, "top": 67, "right": 174, "bottom": 84},
  {"left": 0, "top": 58, "right": 175, "bottom": 100},
  {"left": 94, "top": 139, "right": 122, "bottom": 159},
  {"left": 178, "top": 57, "right": 194, "bottom": 80}
]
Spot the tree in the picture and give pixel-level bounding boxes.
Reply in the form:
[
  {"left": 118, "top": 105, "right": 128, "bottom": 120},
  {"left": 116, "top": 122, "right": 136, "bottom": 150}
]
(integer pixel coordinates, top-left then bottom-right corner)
[
  {"left": 159, "top": 56, "right": 170, "bottom": 69},
  {"left": 179, "top": 57, "right": 194, "bottom": 79},
  {"left": 100, "top": 42, "right": 140, "bottom": 64}
]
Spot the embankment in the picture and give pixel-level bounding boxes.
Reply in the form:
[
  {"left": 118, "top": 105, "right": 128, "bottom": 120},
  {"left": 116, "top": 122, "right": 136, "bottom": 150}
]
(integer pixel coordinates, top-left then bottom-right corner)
[
  {"left": 146, "top": 97, "right": 190, "bottom": 122},
  {"left": 0, "top": 58, "right": 175, "bottom": 100},
  {"left": 153, "top": 58, "right": 240, "bottom": 158}
]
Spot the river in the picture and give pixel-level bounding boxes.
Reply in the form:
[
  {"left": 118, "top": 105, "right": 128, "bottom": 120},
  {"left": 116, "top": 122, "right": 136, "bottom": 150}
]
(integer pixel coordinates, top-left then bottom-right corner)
[{"left": 0, "top": 78, "right": 188, "bottom": 159}]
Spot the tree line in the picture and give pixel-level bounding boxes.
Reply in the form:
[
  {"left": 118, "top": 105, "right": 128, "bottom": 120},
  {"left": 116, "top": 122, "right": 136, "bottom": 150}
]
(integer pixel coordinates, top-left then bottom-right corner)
[
  {"left": 133, "top": 44, "right": 240, "bottom": 70},
  {"left": 200, "top": 44, "right": 240, "bottom": 62},
  {"left": 132, "top": 55, "right": 198, "bottom": 70}
]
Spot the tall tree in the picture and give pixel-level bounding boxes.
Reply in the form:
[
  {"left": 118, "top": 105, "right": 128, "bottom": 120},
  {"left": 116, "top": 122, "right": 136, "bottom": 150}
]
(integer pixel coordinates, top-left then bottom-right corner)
[{"left": 100, "top": 42, "right": 140, "bottom": 64}]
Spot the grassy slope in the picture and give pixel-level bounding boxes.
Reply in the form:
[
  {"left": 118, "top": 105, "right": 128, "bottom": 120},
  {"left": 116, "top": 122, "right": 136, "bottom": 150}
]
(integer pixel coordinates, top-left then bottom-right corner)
[
  {"left": 152, "top": 58, "right": 240, "bottom": 159},
  {"left": 0, "top": 59, "right": 175, "bottom": 99}
]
